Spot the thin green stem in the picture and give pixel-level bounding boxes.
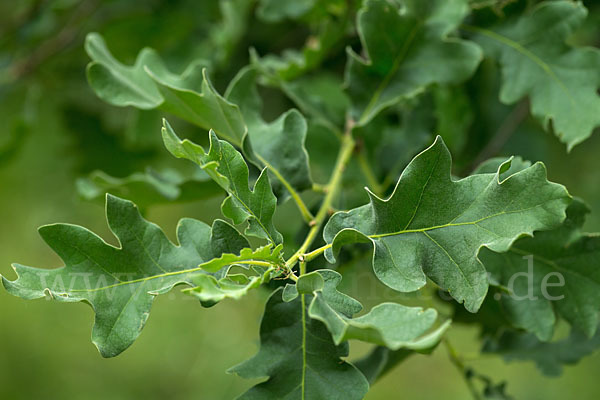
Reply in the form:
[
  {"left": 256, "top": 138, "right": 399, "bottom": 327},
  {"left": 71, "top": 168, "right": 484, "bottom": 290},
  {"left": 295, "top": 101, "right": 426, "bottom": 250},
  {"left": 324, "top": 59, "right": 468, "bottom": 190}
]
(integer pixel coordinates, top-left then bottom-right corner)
[
  {"left": 445, "top": 340, "right": 483, "bottom": 400},
  {"left": 285, "top": 127, "right": 356, "bottom": 272},
  {"left": 303, "top": 243, "right": 333, "bottom": 262},
  {"left": 256, "top": 155, "right": 314, "bottom": 223},
  {"left": 357, "top": 150, "right": 383, "bottom": 197}
]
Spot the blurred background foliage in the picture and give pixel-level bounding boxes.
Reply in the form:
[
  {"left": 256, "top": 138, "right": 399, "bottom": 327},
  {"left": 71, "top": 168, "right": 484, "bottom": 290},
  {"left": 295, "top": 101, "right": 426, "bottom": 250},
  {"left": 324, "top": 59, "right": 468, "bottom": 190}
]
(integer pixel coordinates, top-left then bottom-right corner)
[{"left": 1, "top": 0, "right": 600, "bottom": 399}]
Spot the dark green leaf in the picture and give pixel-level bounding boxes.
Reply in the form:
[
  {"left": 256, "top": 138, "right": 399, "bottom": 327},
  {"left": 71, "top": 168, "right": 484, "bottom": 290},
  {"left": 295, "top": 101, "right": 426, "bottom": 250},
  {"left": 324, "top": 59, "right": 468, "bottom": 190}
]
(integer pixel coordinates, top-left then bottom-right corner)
[
  {"left": 229, "top": 288, "right": 369, "bottom": 400},
  {"left": 346, "top": 0, "right": 482, "bottom": 125}
]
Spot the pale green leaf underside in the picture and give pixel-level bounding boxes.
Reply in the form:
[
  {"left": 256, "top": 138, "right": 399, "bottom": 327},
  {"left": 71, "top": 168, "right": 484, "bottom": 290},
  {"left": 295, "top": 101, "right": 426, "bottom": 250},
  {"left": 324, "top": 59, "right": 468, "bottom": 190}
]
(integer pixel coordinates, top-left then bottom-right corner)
[
  {"left": 229, "top": 288, "right": 369, "bottom": 400},
  {"left": 1, "top": 195, "right": 252, "bottom": 357},
  {"left": 324, "top": 136, "right": 570, "bottom": 312},
  {"left": 466, "top": 1, "right": 600, "bottom": 149},
  {"left": 291, "top": 270, "right": 452, "bottom": 350},
  {"left": 346, "top": 0, "right": 482, "bottom": 125}
]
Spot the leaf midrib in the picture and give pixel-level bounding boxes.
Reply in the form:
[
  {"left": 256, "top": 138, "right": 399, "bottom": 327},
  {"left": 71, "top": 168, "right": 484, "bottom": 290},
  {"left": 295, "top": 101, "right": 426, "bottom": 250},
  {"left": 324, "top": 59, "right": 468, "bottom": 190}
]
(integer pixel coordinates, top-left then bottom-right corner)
[
  {"left": 370, "top": 203, "right": 546, "bottom": 239},
  {"left": 358, "top": 21, "right": 423, "bottom": 125},
  {"left": 461, "top": 24, "right": 576, "bottom": 107}
]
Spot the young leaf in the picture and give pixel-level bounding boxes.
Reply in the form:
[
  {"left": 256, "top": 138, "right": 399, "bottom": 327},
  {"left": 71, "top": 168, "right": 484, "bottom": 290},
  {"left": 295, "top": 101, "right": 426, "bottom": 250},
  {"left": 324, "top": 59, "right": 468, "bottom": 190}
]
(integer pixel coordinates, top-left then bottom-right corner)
[
  {"left": 480, "top": 199, "right": 600, "bottom": 340},
  {"left": 162, "top": 122, "right": 282, "bottom": 244},
  {"left": 346, "top": 0, "right": 482, "bottom": 125},
  {"left": 225, "top": 67, "right": 313, "bottom": 197},
  {"left": 483, "top": 327, "right": 600, "bottom": 376},
  {"left": 465, "top": 1, "right": 600, "bottom": 149},
  {"left": 229, "top": 288, "right": 369, "bottom": 400},
  {"left": 286, "top": 270, "right": 451, "bottom": 349},
  {"left": 323, "top": 136, "right": 571, "bottom": 312},
  {"left": 183, "top": 267, "right": 273, "bottom": 304},
  {"left": 1, "top": 195, "right": 250, "bottom": 357}
]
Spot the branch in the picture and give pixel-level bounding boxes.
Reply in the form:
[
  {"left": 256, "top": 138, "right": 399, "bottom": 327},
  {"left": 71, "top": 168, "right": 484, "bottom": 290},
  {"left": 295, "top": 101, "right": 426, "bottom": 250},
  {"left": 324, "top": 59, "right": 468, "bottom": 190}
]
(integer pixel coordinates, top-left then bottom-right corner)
[{"left": 285, "top": 121, "right": 356, "bottom": 272}]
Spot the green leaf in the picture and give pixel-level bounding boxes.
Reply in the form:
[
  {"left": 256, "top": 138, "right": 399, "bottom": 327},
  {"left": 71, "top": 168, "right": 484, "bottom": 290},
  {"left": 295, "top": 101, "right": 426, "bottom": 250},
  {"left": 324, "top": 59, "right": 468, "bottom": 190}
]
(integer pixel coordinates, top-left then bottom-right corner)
[
  {"left": 323, "top": 136, "right": 571, "bottom": 312},
  {"left": 354, "top": 347, "right": 413, "bottom": 384},
  {"left": 483, "top": 326, "right": 600, "bottom": 376},
  {"left": 225, "top": 67, "right": 313, "bottom": 197},
  {"left": 465, "top": 1, "right": 600, "bottom": 149},
  {"left": 76, "top": 167, "right": 221, "bottom": 208},
  {"left": 183, "top": 266, "right": 274, "bottom": 304},
  {"left": 86, "top": 34, "right": 313, "bottom": 204},
  {"left": 85, "top": 32, "right": 206, "bottom": 109},
  {"left": 147, "top": 68, "right": 247, "bottom": 146},
  {"left": 162, "top": 121, "right": 283, "bottom": 244},
  {"left": 229, "top": 288, "right": 369, "bottom": 400},
  {"left": 85, "top": 32, "right": 247, "bottom": 146},
  {"left": 253, "top": 8, "right": 349, "bottom": 80},
  {"left": 292, "top": 271, "right": 451, "bottom": 349},
  {"left": 354, "top": 321, "right": 449, "bottom": 385},
  {"left": 480, "top": 199, "right": 600, "bottom": 340},
  {"left": 1, "top": 194, "right": 250, "bottom": 357},
  {"left": 256, "top": 0, "right": 316, "bottom": 22},
  {"left": 199, "top": 244, "right": 284, "bottom": 273},
  {"left": 346, "top": 0, "right": 482, "bottom": 125}
]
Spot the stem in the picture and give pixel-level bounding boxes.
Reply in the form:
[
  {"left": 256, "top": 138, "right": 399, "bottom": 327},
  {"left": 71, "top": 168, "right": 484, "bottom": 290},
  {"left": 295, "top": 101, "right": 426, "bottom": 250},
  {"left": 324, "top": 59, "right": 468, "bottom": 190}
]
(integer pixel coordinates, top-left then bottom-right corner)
[
  {"left": 444, "top": 340, "right": 483, "bottom": 400},
  {"left": 357, "top": 150, "right": 383, "bottom": 197},
  {"left": 256, "top": 155, "right": 314, "bottom": 223},
  {"left": 303, "top": 243, "right": 332, "bottom": 262},
  {"left": 285, "top": 126, "right": 355, "bottom": 272}
]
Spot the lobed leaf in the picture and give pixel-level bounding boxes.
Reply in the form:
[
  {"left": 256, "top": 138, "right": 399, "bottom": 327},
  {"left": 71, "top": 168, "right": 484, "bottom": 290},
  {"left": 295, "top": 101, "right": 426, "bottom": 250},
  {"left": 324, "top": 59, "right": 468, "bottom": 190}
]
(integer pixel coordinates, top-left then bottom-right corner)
[
  {"left": 483, "top": 326, "right": 600, "bottom": 376},
  {"left": 481, "top": 199, "right": 600, "bottom": 340},
  {"left": 76, "top": 167, "right": 220, "bottom": 208},
  {"left": 466, "top": 1, "right": 600, "bottom": 149},
  {"left": 1, "top": 195, "right": 251, "bottom": 357},
  {"left": 285, "top": 270, "right": 451, "bottom": 349},
  {"left": 229, "top": 288, "right": 369, "bottom": 400},
  {"left": 162, "top": 121, "right": 282, "bottom": 244},
  {"left": 225, "top": 67, "right": 313, "bottom": 198},
  {"left": 346, "top": 0, "right": 482, "bottom": 126},
  {"left": 323, "top": 136, "right": 571, "bottom": 312}
]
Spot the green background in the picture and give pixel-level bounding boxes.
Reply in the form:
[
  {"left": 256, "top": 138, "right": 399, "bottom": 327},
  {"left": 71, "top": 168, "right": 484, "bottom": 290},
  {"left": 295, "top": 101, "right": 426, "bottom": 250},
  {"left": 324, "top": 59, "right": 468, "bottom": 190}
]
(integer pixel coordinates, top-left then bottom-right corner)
[{"left": 1, "top": 0, "right": 600, "bottom": 398}]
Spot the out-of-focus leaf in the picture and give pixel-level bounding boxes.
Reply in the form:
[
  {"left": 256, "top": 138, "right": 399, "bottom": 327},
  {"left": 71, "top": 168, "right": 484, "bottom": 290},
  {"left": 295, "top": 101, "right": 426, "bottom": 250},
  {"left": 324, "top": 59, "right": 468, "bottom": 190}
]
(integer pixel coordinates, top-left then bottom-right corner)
[
  {"left": 76, "top": 167, "right": 221, "bottom": 208},
  {"left": 256, "top": 0, "right": 316, "bottom": 22},
  {"left": 85, "top": 33, "right": 246, "bottom": 146},
  {"left": 466, "top": 1, "right": 600, "bottom": 149},
  {"left": 346, "top": 0, "right": 482, "bottom": 126},
  {"left": 483, "top": 327, "right": 600, "bottom": 376},
  {"left": 323, "top": 137, "right": 570, "bottom": 312},
  {"left": 225, "top": 67, "right": 313, "bottom": 198},
  {"left": 162, "top": 121, "right": 282, "bottom": 244},
  {"left": 229, "top": 288, "right": 369, "bottom": 400},
  {"left": 481, "top": 199, "right": 600, "bottom": 340}
]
